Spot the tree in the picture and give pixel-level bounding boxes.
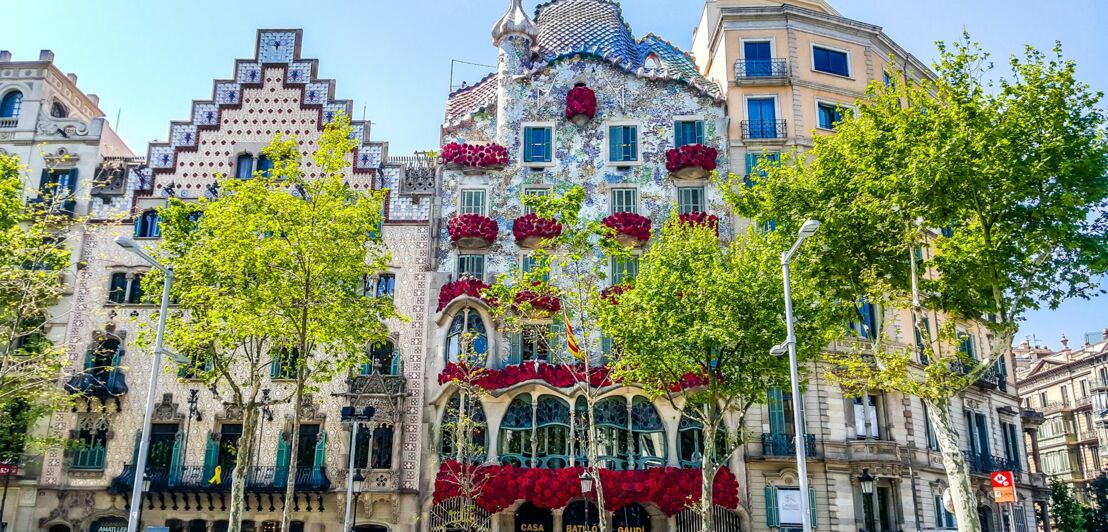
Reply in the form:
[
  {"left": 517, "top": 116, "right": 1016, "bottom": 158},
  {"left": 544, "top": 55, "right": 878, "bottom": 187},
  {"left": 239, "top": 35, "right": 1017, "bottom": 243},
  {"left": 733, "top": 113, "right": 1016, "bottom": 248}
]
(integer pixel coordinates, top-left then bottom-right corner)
[
  {"left": 728, "top": 35, "right": 1108, "bottom": 532},
  {"left": 598, "top": 217, "right": 840, "bottom": 531},
  {"left": 0, "top": 152, "right": 73, "bottom": 461},
  {"left": 1050, "top": 481, "right": 1088, "bottom": 532},
  {"left": 436, "top": 334, "right": 492, "bottom": 527},
  {"left": 153, "top": 113, "right": 394, "bottom": 532},
  {"left": 1085, "top": 474, "right": 1108, "bottom": 532}
]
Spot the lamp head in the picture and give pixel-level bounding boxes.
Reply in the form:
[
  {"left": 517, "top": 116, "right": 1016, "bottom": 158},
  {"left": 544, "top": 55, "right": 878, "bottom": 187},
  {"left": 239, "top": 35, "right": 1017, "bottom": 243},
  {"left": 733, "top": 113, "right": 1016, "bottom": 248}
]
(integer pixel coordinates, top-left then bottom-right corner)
[
  {"left": 769, "top": 341, "right": 789, "bottom": 357},
  {"left": 114, "top": 236, "right": 137, "bottom": 250},
  {"left": 858, "top": 468, "right": 875, "bottom": 495},
  {"left": 579, "top": 470, "right": 594, "bottom": 493},
  {"left": 798, "top": 219, "right": 821, "bottom": 238}
]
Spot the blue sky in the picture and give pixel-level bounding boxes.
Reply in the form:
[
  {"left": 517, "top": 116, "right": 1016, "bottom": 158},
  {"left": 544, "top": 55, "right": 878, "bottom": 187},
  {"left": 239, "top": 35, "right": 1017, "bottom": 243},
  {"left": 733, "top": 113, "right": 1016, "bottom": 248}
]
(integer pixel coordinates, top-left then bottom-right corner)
[{"left": 4, "top": 0, "right": 1105, "bottom": 348}]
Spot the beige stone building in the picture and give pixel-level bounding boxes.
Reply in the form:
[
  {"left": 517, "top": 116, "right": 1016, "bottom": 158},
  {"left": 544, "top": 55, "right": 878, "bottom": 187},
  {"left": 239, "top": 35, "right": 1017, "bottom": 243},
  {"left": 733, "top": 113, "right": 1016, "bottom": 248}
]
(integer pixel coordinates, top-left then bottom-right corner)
[
  {"left": 1016, "top": 332, "right": 1108, "bottom": 502},
  {"left": 691, "top": 1, "right": 1046, "bottom": 531}
]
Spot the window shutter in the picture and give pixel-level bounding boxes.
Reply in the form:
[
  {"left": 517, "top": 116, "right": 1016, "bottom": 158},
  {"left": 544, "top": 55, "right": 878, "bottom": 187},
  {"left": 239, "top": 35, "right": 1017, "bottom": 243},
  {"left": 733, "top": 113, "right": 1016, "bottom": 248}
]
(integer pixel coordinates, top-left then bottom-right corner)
[
  {"left": 542, "top": 128, "right": 552, "bottom": 162},
  {"left": 313, "top": 431, "right": 327, "bottom": 469},
  {"left": 745, "top": 153, "right": 758, "bottom": 177},
  {"left": 38, "top": 169, "right": 52, "bottom": 190},
  {"left": 523, "top": 127, "right": 533, "bottom": 162},
  {"left": 975, "top": 413, "right": 991, "bottom": 458},
  {"left": 390, "top": 346, "right": 401, "bottom": 375},
  {"left": 270, "top": 352, "right": 282, "bottom": 379},
  {"left": 609, "top": 126, "right": 621, "bottom": 161},
  {"left": 276, "top": 431, "right": 291, "bottom": 474},
  {"left": 202, "top": 433, "right": 220, "bottom": 479},
  {"left": 628, "top": 126, "right": 638, "bottom": 160},
  {"left": 809, "top": 488, "right": 818, "bottom": 528},
  {"left": 767, "top": 387, "right": 786, "bottom": 434},
  {"left": 509, "top": 332, "right": 522, "bottom": 365},
  {"left": 765, "top": 485, "right": 779, "bottom": 527},
  {"left": 131, "top": 430, "right": 142, "bottom": 464},
  {"left": 695, "top": 121, "right": 704, "bottom": 144},
  {"left": 169, "top": 431, "right": 184, "bottom": 484},
  {"left": 675, "top": 122, "right": 686, "bottom": 147}
]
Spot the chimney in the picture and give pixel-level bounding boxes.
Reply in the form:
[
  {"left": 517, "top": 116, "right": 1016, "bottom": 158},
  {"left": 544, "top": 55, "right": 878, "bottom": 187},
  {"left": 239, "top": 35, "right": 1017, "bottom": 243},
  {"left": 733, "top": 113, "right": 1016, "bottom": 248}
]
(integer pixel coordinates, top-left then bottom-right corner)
[
  {"left": 66, "top": 73, "right": 78, "bottom": 85},
  {"left": 39, "top": 49, "right": 54, "bottom": 62},
  {"left": 0, "top": 51, "right": 11, "bottom": 63},
  {"left": 87, "top": 93, "right": 99, "bottom": 106}
]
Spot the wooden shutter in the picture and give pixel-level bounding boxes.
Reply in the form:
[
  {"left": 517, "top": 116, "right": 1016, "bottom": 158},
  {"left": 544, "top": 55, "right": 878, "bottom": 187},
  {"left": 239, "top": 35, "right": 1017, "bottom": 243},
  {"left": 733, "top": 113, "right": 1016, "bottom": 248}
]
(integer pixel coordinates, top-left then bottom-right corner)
[
  {"left": 628, "top": 126, "right": 638, "bottom": 160},
  {"left": 975, "top": 413, "right": 990, "bottom": 458},
  {"left": 276, "top": 431, "right": 290, "bottom": 470},
  {"left": 767, "top": 387, "right": 786, "bottom": 434},
  {"left": 509, "top": 332, "right": 522, "bottom": 365},
  {"left": 202, "top": 433, "right": 220, "bottom": 480},
  {"left": 765, "top": 486, "right": 779, "bottom": 527},
  {"left": 390, "top": 346, "right": 401, "bottom": 375},
  {"left": 609, "top": 126, "right": 622, "bottom": 161},
  {"left": 169, "top": 431, "right": 184, "bottom": 484},
  {"left": 810, "top": 488, "right": 818, "bottom": 528},
  {"left": 313, "top": 431, "right": 327, "bottom": 469},
  {"left": 523, "top": 127, "right": 534, "bottom": 162}
]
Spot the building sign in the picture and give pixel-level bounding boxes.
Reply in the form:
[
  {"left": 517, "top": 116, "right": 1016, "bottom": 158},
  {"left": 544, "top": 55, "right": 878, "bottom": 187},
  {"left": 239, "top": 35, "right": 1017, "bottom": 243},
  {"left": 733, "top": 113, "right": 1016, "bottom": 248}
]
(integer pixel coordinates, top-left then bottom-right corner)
[
  {"left": 515, "top": 502, "right": 553, "bottom": 532},
  {"left": 90, "top": 517, "right": 128, "bottom": 532},
  {"left": 778, "top": 487, "right": 803, "bottom": 526},
  {"left": 563, "top": 500, "right": 600, "bottom": 532},
  {"left": 612, "top": 503, "right": 651, "bottom": 532},
  {"left": 992, "top": 471, "right": 1016, "bottom": 503}
]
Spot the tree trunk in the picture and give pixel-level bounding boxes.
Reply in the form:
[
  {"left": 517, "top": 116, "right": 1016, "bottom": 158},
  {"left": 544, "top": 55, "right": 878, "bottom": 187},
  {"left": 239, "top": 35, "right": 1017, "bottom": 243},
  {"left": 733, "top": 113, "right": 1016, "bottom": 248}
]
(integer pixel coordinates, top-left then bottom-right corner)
[
  {"left": 585, "top": 392, "right": 608, "bottom": 532},
  {"left": 281, "top": 371, "right": 305, "bottom": 530},
  {"left": 228, "top": 404, "right": 259, "bottom": 532},
  {"left": 700, "top": 411, "right": 716, "bottom": 532},
  {"left": 926, "top": 398, "right": 980, "bottom": 532}
]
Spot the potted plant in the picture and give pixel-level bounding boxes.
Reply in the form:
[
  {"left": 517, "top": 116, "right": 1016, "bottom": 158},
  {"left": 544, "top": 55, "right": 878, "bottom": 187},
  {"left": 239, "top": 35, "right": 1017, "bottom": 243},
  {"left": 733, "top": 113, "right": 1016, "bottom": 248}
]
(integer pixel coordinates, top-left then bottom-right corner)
[
  {"left": 512, "top": 213, "right": 562, "bottom": 248},
  {"left": 677, "top": 211, "right": 719, "bottom": 236},
  {"left": 602, "top": 212, "right": 652, "bottom": 247},
  {"left": 437, "top": 276, "right": 492, "bottom": 312},
  {"left": 448, "top": 213, "right": 499, "bottom": 249},
  {"left": 441, "top": 141, "right": 509, "bottom": 174},
  {"left": 565, "top": 83, "right": 597, "bottom": 126},
  {"left": 513, "top": 287, "right": 562, "bottom": 318},
  {"left": 665, "top": 144, "right": 718, "bottom": 180}
]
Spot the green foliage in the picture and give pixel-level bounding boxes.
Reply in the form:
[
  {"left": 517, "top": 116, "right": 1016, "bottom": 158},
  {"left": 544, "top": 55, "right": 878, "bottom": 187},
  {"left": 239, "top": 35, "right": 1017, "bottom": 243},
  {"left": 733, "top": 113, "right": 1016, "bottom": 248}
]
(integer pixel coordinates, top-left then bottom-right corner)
[
  {"left": 1050, "top": 481, "right": 1088, "bottom": 532},
  {"left": 0, "top": 152, "right": 73, "bottom": 460},
  {"left": 1086, "top": 474, "right": 1108, "bottom": 532}
]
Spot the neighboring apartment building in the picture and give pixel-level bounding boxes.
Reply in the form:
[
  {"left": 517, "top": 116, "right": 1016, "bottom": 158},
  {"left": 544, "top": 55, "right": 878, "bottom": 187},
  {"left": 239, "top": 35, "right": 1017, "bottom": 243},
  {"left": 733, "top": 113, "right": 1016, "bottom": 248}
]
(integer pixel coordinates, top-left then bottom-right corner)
[
  {"left": 424, "top": 1, "right": 735, "bottom": 530},
  {"left": 0, "top": 49, "right": 137, "bottom": 532},
  {"left": 690, "top": 1, "right": 1046, "bottom": 531},
  {"left": 1017, "top": 332, "right": 1108, "bottom": 503},
  {"left": 7, "top": 30, "right": 435, "bottom": 532}
]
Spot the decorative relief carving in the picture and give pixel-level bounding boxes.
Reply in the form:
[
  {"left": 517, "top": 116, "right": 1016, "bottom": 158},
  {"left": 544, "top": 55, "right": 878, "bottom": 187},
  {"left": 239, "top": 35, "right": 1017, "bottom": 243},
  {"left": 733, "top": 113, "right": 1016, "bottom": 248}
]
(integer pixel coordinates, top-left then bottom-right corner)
[{"left": 152, "top": 393, "right": 183, "bottom": 421}]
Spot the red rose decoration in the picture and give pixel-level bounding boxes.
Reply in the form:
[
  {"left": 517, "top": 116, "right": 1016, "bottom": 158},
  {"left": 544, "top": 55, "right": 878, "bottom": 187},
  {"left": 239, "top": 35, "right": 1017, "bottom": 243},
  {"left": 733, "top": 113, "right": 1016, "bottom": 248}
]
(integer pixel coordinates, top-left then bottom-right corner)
[
  {"left": 602, "top": 212, "right": 652, "bottom": 247},
  {"left": 442, "top": 142, "right": 509, "bottom": 169},
  {"left": 437, "top": 277, "right": 492, "bottom": 312},
  {"left": 665, "top": 144, "right": 718, "bottom": 179},
  {"left": 600, "top": 284, "right": 631, "bottom": 305},
  {"left": 677, "top": 211, "right": 720, "bottom": 236},
  {"left": 449, "top": 213, "right": 498, "bottom": 248},
  {"left": 513, "top": 289, "right": 562, "bottom": 314},
  {"left": 512, "top": 213, "right": 562, "bottom": 248},
  {"left": 565, "top": 84, "right": 597, "bottom": 123}
]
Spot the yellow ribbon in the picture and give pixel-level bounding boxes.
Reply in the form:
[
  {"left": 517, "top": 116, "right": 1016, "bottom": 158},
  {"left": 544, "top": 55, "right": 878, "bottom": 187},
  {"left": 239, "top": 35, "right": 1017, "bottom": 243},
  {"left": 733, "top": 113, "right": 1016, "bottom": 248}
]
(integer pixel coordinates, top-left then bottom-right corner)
[{"left": 209, "top": 465, "right": 222, "bottom": 485}]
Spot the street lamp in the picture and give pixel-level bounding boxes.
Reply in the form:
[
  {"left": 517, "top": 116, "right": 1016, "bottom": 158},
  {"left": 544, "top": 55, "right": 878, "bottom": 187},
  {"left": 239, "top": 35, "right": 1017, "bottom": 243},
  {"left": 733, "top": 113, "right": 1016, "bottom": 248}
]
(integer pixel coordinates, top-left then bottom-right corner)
[
  {"left": 579, "top": 470, "right": 594, "bottom": 530},
  {"left": 771, "top": 220, "right": 820, "bottom": 532},
  {"left": 342, "top": 405, "right": 375, "bottom": 532},
  {"left": 116, "top": 236, "right": 174, "bottom": 532},
  {"left": 858, "top": 469, "right": 876, "bottom": 532}
]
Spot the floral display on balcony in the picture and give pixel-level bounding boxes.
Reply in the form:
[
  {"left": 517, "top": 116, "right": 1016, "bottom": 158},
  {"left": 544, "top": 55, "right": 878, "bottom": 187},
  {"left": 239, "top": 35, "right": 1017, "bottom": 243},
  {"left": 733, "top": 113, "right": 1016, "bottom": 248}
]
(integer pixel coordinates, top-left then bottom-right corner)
[
  {"left": 436, "top": 277, "right": 493, "bottom": 312},
  {"left": 434, "top": 460, "right": 739, "bottom": 515},
  {"left": 602, "top": 212, "right": 652, "bottom": 247},
  {"left": 600, "top": 284, "right": 631, "bottom": 305},
  {"left": 438, "top": 361, "right": 710, "bottom": 392},
  {"left": 448, "top": 213, "right": 499, "bottom": 248},
  {"left": 512, "top": 213, "right": 563, "bottom": 248},
  {"left": 441, "top": 142, "right": 509, "bottom": 170},
  {"left": 677, "top": 211, "right": 719, "bottom": 236},
  {"left": 665, "top": 144, "right": 718, "bottom": 179},
  {"left": 565, "top": 84, "right": 598, "bottom": 125},
  {"left": 513, "top": 289, "right": 562, "bottom": 314}
]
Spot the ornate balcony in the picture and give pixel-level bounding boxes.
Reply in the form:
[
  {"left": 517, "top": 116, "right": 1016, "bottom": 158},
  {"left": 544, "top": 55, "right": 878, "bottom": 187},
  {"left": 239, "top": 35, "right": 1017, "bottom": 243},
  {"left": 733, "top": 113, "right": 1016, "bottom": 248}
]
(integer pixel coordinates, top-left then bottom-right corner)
[
  {"left": 760, "top": 432, "right": 817, "bottom": 458},
  {"left": 741, "top": 119, "right": 787, "bottom": 141},
  {"left": 64, "top": 351, "right": 128, "bottom": 406},
  {"left": 735, "top": 59, "right": 788, "bottom": 81},
  {"left": 963, "top": 451, "right": 1020, "bottom": 475},
  {"left": 111, "top": 464, "right": 331, "bottom": 493}
]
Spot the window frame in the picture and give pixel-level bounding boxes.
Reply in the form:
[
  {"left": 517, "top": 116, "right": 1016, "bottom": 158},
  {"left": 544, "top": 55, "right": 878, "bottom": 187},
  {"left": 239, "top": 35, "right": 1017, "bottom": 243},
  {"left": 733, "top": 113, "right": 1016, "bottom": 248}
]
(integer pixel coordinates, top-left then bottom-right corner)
[
  {"left": 610, "top": 255, "right": 639, "bottom": 286},
  {"left": 609, "top": 187, "right": 639, "bottom": 215},
  {"left": 810, "top": 43, "right": 853, "bottom": 78},
  {"left": 743, "top": 95, "right": 781, "bottom": 139},
  {"left": 235, "top": 153, "right": 255, "bottom": 179},
  {"left": 815, "top": 99, "right": 847, "bottom": 131},
  {"left": 457, "top": 254, "right": 486, "bottom": 280},
  {"left": 0, "top": 90, "right": 23, "bottom": 118},
  {"left": 676, "top": 186, "right": 706, "bottom": 214},
  {"left": 673, "top": 117, "right": 706, "bottom": 148},
  {"left": 604, "top": 121, "right": 642, "bottom": 166},
  {"left": 739, "top": 38, "right": 778, "bottom": 78},
  {"left": 521, "top": 186, "right": 551, "bottom": 216},
  {"left": 521, "top": 122, "right": 555, "bottom": 167},
  {"left": 458, "top": 188, "right": 488, "bottom": 216}
]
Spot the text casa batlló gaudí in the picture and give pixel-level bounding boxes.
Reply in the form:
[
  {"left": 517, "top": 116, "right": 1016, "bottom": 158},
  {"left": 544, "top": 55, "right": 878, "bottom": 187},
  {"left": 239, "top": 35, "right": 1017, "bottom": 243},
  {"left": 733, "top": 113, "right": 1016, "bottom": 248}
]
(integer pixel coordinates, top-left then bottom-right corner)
[{"left": 559, "top": 527, "right": 645, "bottom": 532}]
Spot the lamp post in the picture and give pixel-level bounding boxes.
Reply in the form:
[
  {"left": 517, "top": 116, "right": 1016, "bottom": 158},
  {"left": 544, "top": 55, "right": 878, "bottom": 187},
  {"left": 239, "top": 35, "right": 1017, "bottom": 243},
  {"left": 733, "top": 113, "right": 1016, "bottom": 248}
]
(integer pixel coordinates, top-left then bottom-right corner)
[
  {"left": 116, "top": 236, "right": 173, "bottom": 532},
  {"left": 579, "top": 470, "right": 594, "bottom": 531},
  {"left": 770, "top": 220, "right": 820, "bottom": 532},
  {"left": 858, "top": 469, "right": 876, "bottom": 532},
  {"left": 342, "top": 406, "right": 375, "bottom": 532}
]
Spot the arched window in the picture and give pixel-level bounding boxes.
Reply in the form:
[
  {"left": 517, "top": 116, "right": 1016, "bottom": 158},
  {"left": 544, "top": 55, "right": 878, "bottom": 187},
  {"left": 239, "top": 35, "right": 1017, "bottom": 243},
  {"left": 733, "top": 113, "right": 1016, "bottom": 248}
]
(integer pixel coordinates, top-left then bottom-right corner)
[
  {"left": 677, "top": 412, "right": 727, "bottom": 468},
  {"left": 235, "top": 154, "right": 254, "bottom": 179},
  {"left": 127, "top": 273, "right": 144, "bottom": 304},
  {"left": 440, "top": 393, "right": 487, "bottom": 462},
  {"left": 134, "top": 209, "right": 160, "bottom": 238},
  {"left": 631, "top": 396, "right": 666, "bottom": 467},
  {"left": 644, "top": 54, "right": 662, "bottom": 71},
  {"left": 499, "top": 394, "right": 532, "bottom": 467},
  {"left": 0, "top": 91, "right": 22, "bottom": 118},
  {"left": 50, "top": 100, "right": 68, "bottom": 118},
  {"left": 108, "top": 272, "right": 127, "bottom": 303},
  {"left": 256, "top": 155, "right": 274, "bottom": 178},
  {"left": 535, "top": 395, "right": 570, "bottom": 468},
  {"left": 594, "top": 397, "right": 630, "bottom": 469},
  {"left": 361, "top": 341, "right": 397, "bottom": 375},
  {"left": 445, "top": 308, "right": 487, "bottom": 364}
]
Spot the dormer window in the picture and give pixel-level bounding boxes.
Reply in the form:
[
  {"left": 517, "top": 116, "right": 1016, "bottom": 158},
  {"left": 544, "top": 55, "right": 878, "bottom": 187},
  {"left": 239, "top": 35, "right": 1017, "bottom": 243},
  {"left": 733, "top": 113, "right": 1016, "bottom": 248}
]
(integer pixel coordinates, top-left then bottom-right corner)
[{"left": 50, "top": 101, "right": 68, "bottom": 119}]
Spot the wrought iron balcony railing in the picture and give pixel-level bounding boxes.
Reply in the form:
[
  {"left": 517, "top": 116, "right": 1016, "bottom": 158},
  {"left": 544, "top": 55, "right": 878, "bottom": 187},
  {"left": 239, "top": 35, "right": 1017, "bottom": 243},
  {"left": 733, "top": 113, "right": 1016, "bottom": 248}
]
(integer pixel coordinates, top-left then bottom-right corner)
[
  {"left": 761, "top": 432, "right": 817, "bottom": 457},
  {"left": 741, "top": 120, "right": 787, "bottom": 140},
  {"left": 70, "top": 444, "right": 106, "bottom": 470},
  {"left": 111, "top": 464, "right": 331, "bottom": 493},
  {"left": 735, "top": 59, "right": 788, "bottom": 79},
  {"left": 963, "top": 451, "right": 1020, "bottom": 475}
]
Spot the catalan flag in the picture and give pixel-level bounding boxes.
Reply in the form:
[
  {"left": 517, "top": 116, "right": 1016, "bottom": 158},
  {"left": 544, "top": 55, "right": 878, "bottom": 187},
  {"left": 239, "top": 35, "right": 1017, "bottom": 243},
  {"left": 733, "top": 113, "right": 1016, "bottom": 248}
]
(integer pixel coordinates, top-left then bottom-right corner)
[{"left": 564, "top": 308, "right": 583, "bottom": 360}]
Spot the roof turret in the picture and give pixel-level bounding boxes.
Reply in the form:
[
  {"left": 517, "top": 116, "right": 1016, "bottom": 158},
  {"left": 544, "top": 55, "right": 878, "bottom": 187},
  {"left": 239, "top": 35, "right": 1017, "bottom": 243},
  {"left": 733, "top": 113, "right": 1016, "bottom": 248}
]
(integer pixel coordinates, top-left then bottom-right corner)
[{"left": 492, "top": 0, "right": 539, "bottom": 47}]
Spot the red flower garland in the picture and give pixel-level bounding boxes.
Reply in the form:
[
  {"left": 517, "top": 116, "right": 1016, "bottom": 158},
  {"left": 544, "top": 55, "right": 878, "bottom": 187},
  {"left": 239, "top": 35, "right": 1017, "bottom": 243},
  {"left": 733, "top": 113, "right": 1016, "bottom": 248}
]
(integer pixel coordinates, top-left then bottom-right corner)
[
  {"left": 565, "top": 85, "right": 598, "bottom": 120},
  {"left": 442, "top": 142, "right": 509, "bottom": 168},
  {"left": 433, "top": 461, "right": 739, "bottom": 515},
  {"left": 677, "top": 211, "right": 720, "bottom": 236},
  {"left": 600, "top": 284, "right": 631, "bottom": 305},
  {"left": 448, "top": 214, "right": 499, "bottom": 245},
  {"left": 513, "top": 290, "right": 562, "bottom": 313},
  {"left": 438, "top": 361, "right": 711, "bottom": 392},
  {"left": 437, "top": 278, "right": 492, "bottom": 312},
  {"left": 602, "top": 212, "right": 652, "bottom": 244},
  {"left": 512, "top": 213, "right": 563, "bottom": 244},
  {"left": 665, "top": 144, "right": 718, "bottom": 173}
]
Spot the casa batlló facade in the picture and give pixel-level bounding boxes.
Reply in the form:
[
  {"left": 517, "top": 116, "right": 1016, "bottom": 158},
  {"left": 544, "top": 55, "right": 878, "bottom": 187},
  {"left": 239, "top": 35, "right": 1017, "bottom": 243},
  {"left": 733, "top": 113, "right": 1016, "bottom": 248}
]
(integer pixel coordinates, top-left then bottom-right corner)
[{"left": 0, "top": 1, "right": 1045, "bottom": 532}]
